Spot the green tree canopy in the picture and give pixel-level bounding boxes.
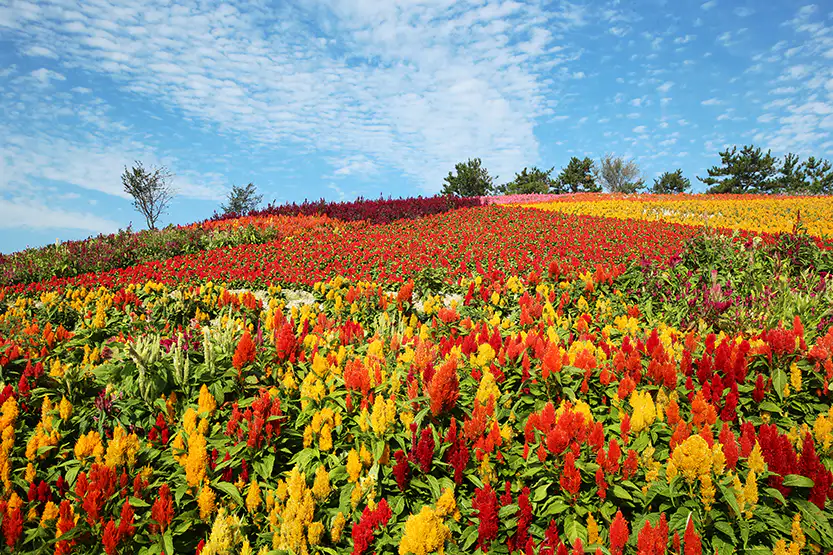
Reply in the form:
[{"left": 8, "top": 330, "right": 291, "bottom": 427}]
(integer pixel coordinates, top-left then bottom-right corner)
[
  {"left": 597, "top": 154, "right": 645, "bottom": 194},
  {"left": 554, "top": 157, "right": 600, "bottom": 193},
  {"left": 498, "top": 166, "right": 555, "bottom": 195},
  {"left": 651, "top": 169, "right": 691, "bottom": 194},
  {"left": 697, "top": 145, "right": 780, "bottom": 194},
  {"left": 221, "top": 183, "right": 264, "bottom": 215},
  {"left": 441, "top": 158, "right": 496, "bottom": 197}
]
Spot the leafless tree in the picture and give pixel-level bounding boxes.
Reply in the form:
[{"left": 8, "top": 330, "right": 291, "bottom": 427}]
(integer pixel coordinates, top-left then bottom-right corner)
[{"left": 121, "top": 161, "right": 175, "bottom": 230}]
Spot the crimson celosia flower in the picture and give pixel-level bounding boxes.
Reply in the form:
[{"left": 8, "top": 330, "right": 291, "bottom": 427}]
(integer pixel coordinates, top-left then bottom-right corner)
[
  {"left": 411, "top": 427, "right": 435, "bottom": 474},
  {"left": 232, "top": 330, "right": 256, "bottom": 371},
  {"left": 103, "top": 519, "right": 121, "bottom": 555},
  {"left": 393, "top": 449, "right": 410, "bottom": 491},
  {"left": 351, "top": 498, "right": 391, "bottom": 555},
  {"left": 150, "top": 483, "right": 174, "bottom": 534},
  {"left": 472, "top": 485, "right": 499, "bottom": 551},
  {"left": 609, "top": 510, "right": 629, "bottom": 555}
]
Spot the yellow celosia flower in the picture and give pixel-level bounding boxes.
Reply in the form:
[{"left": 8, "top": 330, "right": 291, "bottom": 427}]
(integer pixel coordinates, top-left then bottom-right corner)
[
  {"left": 40, "top": 501, "right": 59, "bottom": 527},
  {"left": 629, "top": 390, "right": 656, "bottom": 433},
  {"left": 399, "top": 506, "right": 451, "bottom": 555},
  {"left": 669, "top": 435, "right": 711, "bottom": 483},
  {"left": 183, "top": 407, "right": 199, "bottom": 435},
  {"left": 744, "top": 470, "right": 758, "bottom": 519},
  {"left": 587, "top": 514, "right": 600, "bottom": 545},
  {"left": 246, "top": 479, "right": 261, "bottom": 513},
  {"left": 790, "top": 363, "right": 802, "bottom": 392},
  {"left": 699, "top": 474, "right": 715, "bottom": 511},
  {"left": 331, "top": 512, "right": 346, "bottom": 543},
  {"left": 201, "top": 508, "right": 243, "bottom": 555},
  {"left": 198, "top": 483, "right": 216, "bottom": 520},
  {"left": 307, "top": 521, "right": 325, "bottom": 546},
  {"left": 198, "top": 384, "right": 217, "bottom": 416},
  {"left": 435, "top": 489, "right": 458, "bottom": 520},
  {"left": 814, "top": 408, "right": 833, "bottom": 451},
  {"left": 185, "top": 430, "right": 208, "bottom": 487},
  {"left": 747, "top": 442, "right": 766, "bottom": 474},
  {"left": 475, "top": 370, "right": 501, "bottom": 405},
  {"left": 105, "top": 426, "right": 141, "bottom": 468},
  {"left": 312, "top": 465, "right": 331, "bottom": 500},
  {"left": 74, "top": 430, "right": 104, "bottom": 463},
  {"left": 59, "top": 397, "right": 72, "bottom": 420}
]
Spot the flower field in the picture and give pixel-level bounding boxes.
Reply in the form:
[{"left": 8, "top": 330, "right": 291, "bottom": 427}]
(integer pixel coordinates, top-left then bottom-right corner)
[
  {"left": 1, "top": 194, "right": 833, "bottom": 555},
  {"left": 521, "top": 194, "right": 833, "bottom": 237}
]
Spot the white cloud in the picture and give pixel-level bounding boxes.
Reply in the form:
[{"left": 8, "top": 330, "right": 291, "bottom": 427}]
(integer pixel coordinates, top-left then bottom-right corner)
[
  {"left": 657, "top": 81, "right": 673, "bottom": 93},
  {"left": 701, "top": 1, "right": 717, "bottom": 10},
  {"left": 23, "top": 45, "right": 58, "bottom": 58},
  {"left": 0, "top": 198, "right": 121, "bottom": 234},
  {"left": 632, "top": 125, "right": 648, "bottom": 133},
  {"left": 733, "top": 7, "right": 754, "bottom": 17},
  {"left": 674, "top": 35, "right": 696, "bottom": 45},
  {"left": 28, "top": 68, "right": 65, "bottom": 85},
  {"left": 0, "top": 0, "right": 588, "bottom": 193},
  {"left": 701, "top": 98, "right": 723, "bottom": 106}
]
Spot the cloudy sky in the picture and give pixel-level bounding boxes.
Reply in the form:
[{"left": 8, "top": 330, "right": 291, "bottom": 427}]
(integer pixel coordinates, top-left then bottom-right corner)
[{"left": 1, "top": 0, "right": 832, "bottom": 253}]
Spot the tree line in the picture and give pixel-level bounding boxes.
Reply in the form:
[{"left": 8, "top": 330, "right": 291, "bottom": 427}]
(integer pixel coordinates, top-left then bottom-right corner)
[
  {"left": 440, "top": 145, "right": 833, "bottom": 197},
  {"left": 119, "top": 145, "right": 833, "bottom": 229}
]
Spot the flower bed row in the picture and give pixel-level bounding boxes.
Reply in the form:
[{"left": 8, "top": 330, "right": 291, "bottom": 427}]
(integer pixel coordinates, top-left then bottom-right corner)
[{"left": 4, "top": 206, "right": 706, "bottom": 296}]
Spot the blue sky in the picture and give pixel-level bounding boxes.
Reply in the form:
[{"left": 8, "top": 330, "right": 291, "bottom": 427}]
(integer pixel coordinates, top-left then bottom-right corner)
[{"left": 1, "top": 0, "right": 832, "bottom": 253}]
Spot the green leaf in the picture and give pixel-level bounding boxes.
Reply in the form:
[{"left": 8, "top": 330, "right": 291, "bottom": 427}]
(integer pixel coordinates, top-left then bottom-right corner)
[
  {"left": 563, "top": 517, "right": 586, "bottom": 544},
  {"left": 499, "top": 504, "right": 519, "bottom": 519},
  {"left": 758, "top": 401, "right": 782, "bottom": 414},
  {"left": 611, "top": 485, "right": 633, "bottom": 501},
  {"left": 532, "top": 484, "right": 549, "bottom": 503},
  {"left": 162, "top": 530, "right": 174, "bottom": 555},
  {"left": 460, "top": 525, "right": 479, "bottom": 552},
  {"left": 772, "top": 368, "right": 787, "bottom": 401},
  {"left": 255, "top": 454, "right": 276, "bottom": 481},
  {"left": 426, "top": 474, "right": 442, "bottom": 500},
  {"left": 214, "top": 481, "right": 245, "bottom": 507},
  {"left": 782, "top": 474, "right": 814, "bottom": 488}
]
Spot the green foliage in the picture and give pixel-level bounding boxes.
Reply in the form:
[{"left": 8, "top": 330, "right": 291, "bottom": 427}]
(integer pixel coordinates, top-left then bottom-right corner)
[
  {"left": 122, "top": 161, "right": 176, "bottom": 230},
  {"left": 554, "top": 157, "right": 600, "bottom": 193},
  {"left": 651, "top": 169, "right": 691, "bottom": 194},
  {"left": 597, "top": 154, "right": 645, "bottom": 193},
  {"left": 221, "top": 183, "right": 263, "bottom": 216},
  {"left": 499, "top": 167, "right": 555, "bottom": 195},
  {"left": 441, "top": 158, "right": 496, "bottom": 197},
  {"left": 698, "top": 145, "right": 780, "bottom": 194}
]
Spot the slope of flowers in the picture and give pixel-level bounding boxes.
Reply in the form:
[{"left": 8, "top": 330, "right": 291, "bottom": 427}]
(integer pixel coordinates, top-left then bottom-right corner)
[
  {"left": 3, "top": 206, "right": 704, "bottom": 296},
  {"left": 205, "top": 195, "right": 482, "bottom": 225},
  {"left": 0, "top": 267, "right": 832, "bottom": 554},
  {"left": 524, "top": 194, "right": 833, "bottom": 237}
]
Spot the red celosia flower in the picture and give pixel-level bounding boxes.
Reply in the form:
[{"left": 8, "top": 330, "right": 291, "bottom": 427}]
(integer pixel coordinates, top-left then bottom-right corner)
[
  {"left": 232, "top": 330, "right": 256, "bottom": 371},
  {"left": 472, "top": 485, "right": 499, "bottom": 551},
  {"left": 719, "top": 422, "right": 739, "bottom": 470},
  {"left": 393, "top": 449, "right": 410, "bottom": 491},
  {"left": 275, "top": 322, "right": 297, "bottom": 362},
  {"left": 2, "top": 506, "right": 23, "bottom": 549},
  {"left": 351, "top": 498, "right": 392, "bottom": 555},
  {"left": 427, "top": 355, "right": 459, "bottom": 416},
  {"left": 411, "top": 427, "right": 435, "bottom": 474},
  {"left": 118, "top": 500, "right": 136, "bottom": 538},
  {"left": 683, "top": 518, "right": 701, "bottom": 555},
  {"left": 623, "top": 449, "right": 639, "bottom": 480},
  {"left": 103, "top": 519, "right": 121, "bottom": 555},
  {"left": 609, "top": 510, "right": 630, "bottom": 555},
  {"left": 151, "top": 483, "right": 174, "bottom": 534},
  {"left": 55, "top": 500, "right": 76, "bottom": 555},
  {"left": 637, "top": 516, "right": 668, "bottom": 555},
  {"left": 560, "top": 452, "right": 581, "bottom": 497},
  {"left": 396, "top": 280, "right": 414, "bottom": 310}
]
